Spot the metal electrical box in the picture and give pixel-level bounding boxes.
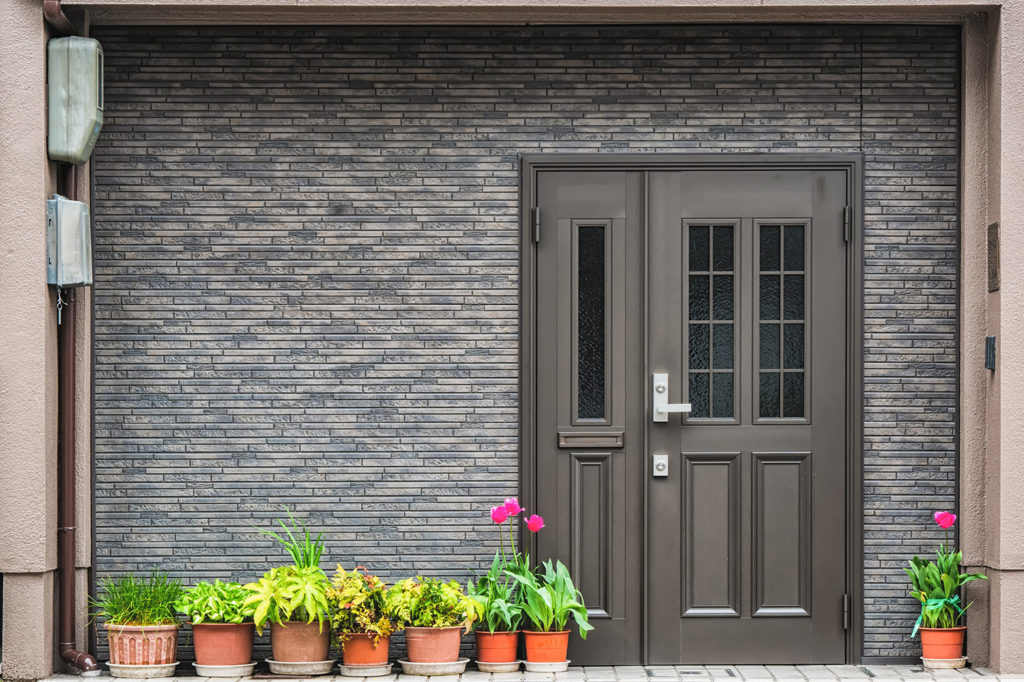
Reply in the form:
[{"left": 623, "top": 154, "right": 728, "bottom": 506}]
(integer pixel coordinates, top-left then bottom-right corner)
[
  {"left": 47, "top": 195, "right": 93, "bottom": 287},
  {"left": 47, "top": 36, "right": 104, "bottom": 164}
]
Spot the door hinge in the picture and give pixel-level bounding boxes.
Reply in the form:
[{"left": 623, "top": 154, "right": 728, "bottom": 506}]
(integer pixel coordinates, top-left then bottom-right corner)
[
  {"left": 843, "top": 593, "right": 850, "bottom": 630},
  {"left": 532, "top": 206, "right": 541, "bottom": 243},
  {"left": 843, "top": 205, "right": 852, "bottom": 244}
]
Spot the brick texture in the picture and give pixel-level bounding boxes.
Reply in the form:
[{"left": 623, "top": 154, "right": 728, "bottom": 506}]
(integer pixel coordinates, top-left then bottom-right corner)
[{"left": 89, "top": 25, "right": 959, "bottom": 659}]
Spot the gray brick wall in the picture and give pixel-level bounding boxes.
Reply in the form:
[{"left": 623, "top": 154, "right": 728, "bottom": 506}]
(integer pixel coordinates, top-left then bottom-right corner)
[{"left": 90, "top": 25, "right": 959, "bottom": 659}]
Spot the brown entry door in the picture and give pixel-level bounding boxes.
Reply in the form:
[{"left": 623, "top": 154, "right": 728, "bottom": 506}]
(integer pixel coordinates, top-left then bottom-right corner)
[{"left": 646, "top": 170, "right": 849, "bottom": 663}]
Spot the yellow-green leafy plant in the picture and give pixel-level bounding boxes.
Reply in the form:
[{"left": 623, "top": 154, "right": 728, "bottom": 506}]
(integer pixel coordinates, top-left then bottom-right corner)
[
  {"left": 327, "top": 566, "right": 398, "bottom": 648},
  {"left": 387, "top": 577, "right": 480, "bottom": 633}
]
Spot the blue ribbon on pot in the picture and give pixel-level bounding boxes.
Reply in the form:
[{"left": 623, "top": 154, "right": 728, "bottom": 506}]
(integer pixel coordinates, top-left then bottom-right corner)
[{"left": 912, "top": 596, "right": 965, "bottom": 638}]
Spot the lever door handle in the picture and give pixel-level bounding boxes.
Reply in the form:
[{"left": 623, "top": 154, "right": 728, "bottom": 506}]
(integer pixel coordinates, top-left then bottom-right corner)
[{"left": 652, "top": 372, "right": 692, "bottom": 423}]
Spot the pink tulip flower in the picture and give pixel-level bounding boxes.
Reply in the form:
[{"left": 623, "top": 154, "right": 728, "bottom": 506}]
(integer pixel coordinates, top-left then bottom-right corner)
[
  {"left": 491, "top": 505, "right": 509, "bottom": 524},
  {"left": 525, "top": 514, "right": 545, "bottom": 533},
  {"left": 503, "top": 498, "right": 523, "bottom": 516},
  {"left": 934, "top": 511, "right": 957, "bottom": 529}
]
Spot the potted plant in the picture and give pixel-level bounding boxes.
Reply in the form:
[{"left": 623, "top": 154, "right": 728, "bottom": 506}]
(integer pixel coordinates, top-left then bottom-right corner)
[
  {"left": 327, "top": 566, "right": 397, "bottom": 673},
  {"left": 175, "top": 579, "right": 256, "bottom": 676},
  {"left": 466, "top": 498, "right": 528, "bottom": 671},
  {"left": 508, "top": 558, "right": 592, "bottom": 672},
  {"left": 387, "top": 576, "right": 479, "bottom": 668},
  {"left": 906, "top": 511, "right": 988, "bottom": 668},
  {"left": 91, "top": 571, "right": 183, "bottom": 678},
  {"left": 244, "top": 511, "right": 333, "bottom": 674}
]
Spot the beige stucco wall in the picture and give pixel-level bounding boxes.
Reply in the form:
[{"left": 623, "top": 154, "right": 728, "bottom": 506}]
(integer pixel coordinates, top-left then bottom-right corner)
[{"left": 2, "top": 0, "right": 1023, "bottom": 676}]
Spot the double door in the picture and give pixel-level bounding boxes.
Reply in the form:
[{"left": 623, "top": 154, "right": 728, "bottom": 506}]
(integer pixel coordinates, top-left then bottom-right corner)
[{"left": 531, "top": 164, "right": 851, "bottom": 664}]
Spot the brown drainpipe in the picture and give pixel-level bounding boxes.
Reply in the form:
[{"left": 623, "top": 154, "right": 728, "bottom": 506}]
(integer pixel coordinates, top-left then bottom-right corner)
[
  {"left": 44, "top": 1, "right": 99, "bottom": 671},
  {"left": 43, "top": 0, "right": 77, "bottom": 37}
]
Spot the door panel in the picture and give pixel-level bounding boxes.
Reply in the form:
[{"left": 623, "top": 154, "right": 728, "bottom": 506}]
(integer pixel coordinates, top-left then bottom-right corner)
[
  {"left": 647, "top": 170, "right": 847, "bottom": 664},
  {"left": 534, "top": 171, "right": 644, "bottom": 664}
]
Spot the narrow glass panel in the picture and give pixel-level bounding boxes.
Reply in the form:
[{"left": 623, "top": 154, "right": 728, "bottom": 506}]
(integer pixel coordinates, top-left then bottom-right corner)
[
  {"left": 689, "top": 275, "right": 710, "bottom": 320},
  {"left": 577, "top": 226, "right": 606, "bottom": 420},
  {"left": 759, "top": 372, "right": 780, "bottom": 418},
  {"left": 783, "top": 373, "right": 805, "bottom": 418},
  {"left": 712, "top": 373, "right": 733, "bottom": 418},
  {"left": 689, "top": 323, "right": 710, "bottom": 370},
  {"left": 712, "top": 323, "right": 734, "bottom": 370},
  {"left": 760, "top": 323, "right": 780, "bottom": 370},
  {"left": 784, "top": 225, "right": 805, "bottom": 271},
  {"left": 690, "top": 373, "right": 710, "bottom": 419},
  {"left": 784, "top": 274, "right": 804, "bottom": 321},
  {"left": 783, "top": 324, "right": 805, "bottom": 369},
  {"left": 712, "top": 275, "right": 734, "bottom": 321},
  {"left": 689, "top": 226, "right": 710, "bottom": 272},
  {"left": 760, "top": 274, "right": 780, "bottom": 321},
  {"left": 760, "top": 225, "right": 781, "bottom": 271},
  {"left": 713, "top": 226, "right": 734, "bottom": 271}
]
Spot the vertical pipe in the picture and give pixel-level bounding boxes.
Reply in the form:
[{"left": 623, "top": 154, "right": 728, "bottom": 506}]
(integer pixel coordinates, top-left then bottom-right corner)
[{"left": 57, "top": 164, "right": 98, "bottom": 673}]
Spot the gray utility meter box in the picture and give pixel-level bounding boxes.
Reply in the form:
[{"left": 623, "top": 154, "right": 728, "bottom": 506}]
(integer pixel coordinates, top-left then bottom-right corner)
[
  {"left": 47, "top": 195, "right": 93, "bottom": 288},
  {"left": 47, "top": 36, "right": 104, "bottom": 164}
]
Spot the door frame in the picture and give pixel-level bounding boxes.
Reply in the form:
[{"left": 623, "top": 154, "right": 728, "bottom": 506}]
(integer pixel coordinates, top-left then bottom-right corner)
[{"left": 519, "top": 153, "right": 864, "bottom": 664}]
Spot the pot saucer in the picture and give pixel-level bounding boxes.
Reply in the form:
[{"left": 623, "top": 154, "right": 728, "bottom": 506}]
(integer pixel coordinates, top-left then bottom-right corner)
[
  {"left": 524, "top": 660, "right": 570, "bottom": 673},
  {"left": 108, "top": 662, "right": 178, "bottom": 679},
  {"left": 338, "top": 662, "right": 393, "bottom": 677},
  {"left": 476, "top": 660, "right": 522, "bottom": 673},
  {"left": 193, "top": 662, "right": 258, "bottom": 677},
  {"left": 922, "top": 657, "right": 967, "bottom": 669},
  {"left": 398, "top": 658, "right": 470, "bottom": 675},
  {"left": 266, "top": 658, "right": 336, "bottom": 675}
]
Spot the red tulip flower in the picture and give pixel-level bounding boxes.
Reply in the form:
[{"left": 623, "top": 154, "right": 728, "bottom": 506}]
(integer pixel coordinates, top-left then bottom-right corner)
[
  {"left": 503, "top": 498, "right": 523, "bottom": 517},
  {"left": 525, "top": 514, "right": 545, "bottom": 533},
  {"left": 934, "top": 511, "right": 957, "bottom": 529},
  {"left": 491, "top": 505, "right": 510, "bottom": 524}
]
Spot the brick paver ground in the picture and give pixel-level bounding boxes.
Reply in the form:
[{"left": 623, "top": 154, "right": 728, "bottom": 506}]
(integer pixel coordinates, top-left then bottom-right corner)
[{"left": 44, "top": 665, "right": 1023, "bottom": 682}]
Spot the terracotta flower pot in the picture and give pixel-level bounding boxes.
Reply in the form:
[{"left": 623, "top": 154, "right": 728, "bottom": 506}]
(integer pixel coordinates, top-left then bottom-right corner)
[
  {"left": 404, "top": 626, "right": 463, "bottom": 663},
  {"left": 106, "top": 623, "right": 179, "bottom": 665},
  {"left": 920, "top": 626, "right": 967, "bottom": 661},
  {"left": 475, "top": 630, "right": 519, "bottom": 664},
  {"left": 270, "top": 621, "right": 331, "bottom": 662},
  {"left": 341, "top": 633, "right": 390, "bottom": 666},
  {"left": 523, "top": 630, "right": 569, "bottom": 663},
  {"left": 191, "top": 622, "right": 254, "bottom": 666}
]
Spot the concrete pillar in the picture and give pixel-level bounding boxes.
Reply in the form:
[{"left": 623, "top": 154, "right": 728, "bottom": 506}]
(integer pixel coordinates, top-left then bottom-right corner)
[
  {"left": 0, "top": 0, "right": 59, "bottom": 679},
  {"left": 988, "top": 1, "right": 1024, "bottom": 670}
]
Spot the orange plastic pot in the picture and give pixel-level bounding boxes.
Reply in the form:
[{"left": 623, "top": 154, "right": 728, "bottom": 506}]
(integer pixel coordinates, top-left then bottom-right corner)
[
  {"left": 270, "top": 621, "right": 331, "bottom": 662},
  {"left": 191, "top": 623, "right": 254, "bottom": 666},
  {"left": 404, "top": 626, "right": 463, "bottom": 663},
  {"left": 475, "top": 630, "right": 519, "bottom": 664},
  {"left": 106, "top": 624, "right": 179, "bottom": 665},
  {"left": 920, "top": 627, "right": 966, "bottom": 660},
  {"left": 523, "top": 630, "right": 569, "bottom": 663},
  {"left": 342, "top": 633, "right": 390, "bottom": 666}
]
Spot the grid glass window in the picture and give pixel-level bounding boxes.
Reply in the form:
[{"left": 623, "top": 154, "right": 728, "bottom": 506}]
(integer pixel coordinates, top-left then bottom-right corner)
[
  {"left": 687, "top": 224, "right": 735, "bottom": 419},
  {"left": 758, "top": 224, "right": 806, "bottom": 418}
]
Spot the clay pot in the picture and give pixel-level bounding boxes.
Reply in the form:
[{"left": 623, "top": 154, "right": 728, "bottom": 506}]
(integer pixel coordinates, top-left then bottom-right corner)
[
  {"left": 404, "top": 626, "right": 463, "bottom": 663},
  {"left": 191, "top": 622, "right": 254, "bottom": 666},
  {"left": 523, "top": 630, "right": 569, "bottom": 663},
  {"left": 270, "top": 621, "right": 331, "bottom": 662},
  {"left": 475, "top": 630, "right": 519, "bottom": 664},
  {"left": 341, "top": 633, "right": 390, "bottom": 666},
  {"left": 106, "top": 624, "right": 179, "bottom": 665},
  {"left": 920, "top": 626, "right": 967, "bottom": 661}
]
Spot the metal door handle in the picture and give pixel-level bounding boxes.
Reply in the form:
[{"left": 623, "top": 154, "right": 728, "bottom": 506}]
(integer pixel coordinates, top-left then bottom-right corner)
[{"left": 652, "top": 373, "right": 692, "bottom": 423}]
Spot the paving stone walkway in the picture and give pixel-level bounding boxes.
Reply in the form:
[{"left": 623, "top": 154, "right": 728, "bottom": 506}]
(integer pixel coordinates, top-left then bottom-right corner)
[{"left": 45, "top": 665, "right": 1024, "bottom": 682}]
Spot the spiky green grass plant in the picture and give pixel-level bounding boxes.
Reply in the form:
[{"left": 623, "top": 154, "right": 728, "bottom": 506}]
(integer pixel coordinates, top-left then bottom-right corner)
[{"left": 91, "top": 571, "right": 183, "bottom": 625}]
